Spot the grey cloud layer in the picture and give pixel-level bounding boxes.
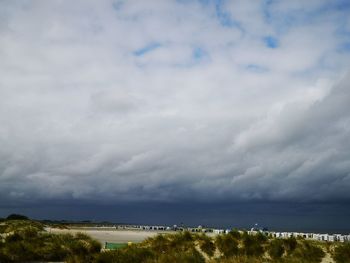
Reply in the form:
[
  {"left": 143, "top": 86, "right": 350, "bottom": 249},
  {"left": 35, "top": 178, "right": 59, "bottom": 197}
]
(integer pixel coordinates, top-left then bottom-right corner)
[{"left": 0, "top": 0, "right": 350, "bottom": 204}]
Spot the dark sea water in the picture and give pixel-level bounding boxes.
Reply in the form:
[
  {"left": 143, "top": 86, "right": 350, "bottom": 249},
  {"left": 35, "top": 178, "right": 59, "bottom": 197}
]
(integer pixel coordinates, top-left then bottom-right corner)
[{"left": 1, "top": 201, "right": 350, "bottom": 234}]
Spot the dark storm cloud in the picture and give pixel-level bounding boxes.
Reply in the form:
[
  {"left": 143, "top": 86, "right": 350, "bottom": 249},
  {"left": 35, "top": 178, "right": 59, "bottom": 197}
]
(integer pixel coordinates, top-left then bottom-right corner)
[
  {"left": 229, "top": 75, "right": 350, "bottom": 201},
  {"left": 0, "top": 0, "right": 350, "bottom": 207},
  {"left": 1, "top": 75, "right": 349, "bottom": 204}
]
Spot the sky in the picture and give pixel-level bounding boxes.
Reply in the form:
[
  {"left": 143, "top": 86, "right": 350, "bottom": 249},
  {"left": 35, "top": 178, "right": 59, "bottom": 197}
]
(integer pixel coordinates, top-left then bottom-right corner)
[{"left": 1, "top": 0, "right": 350, "bottom": 231}]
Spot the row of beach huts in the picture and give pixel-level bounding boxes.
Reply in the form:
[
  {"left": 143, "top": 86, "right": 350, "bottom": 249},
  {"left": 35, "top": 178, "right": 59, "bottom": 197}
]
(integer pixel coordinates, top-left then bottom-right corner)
[
  {"left": 267, "top": 231, "right": 350, "bottom": 243},
  {"left": 116, "top": 224, "right": 350, "bottom": 243}
]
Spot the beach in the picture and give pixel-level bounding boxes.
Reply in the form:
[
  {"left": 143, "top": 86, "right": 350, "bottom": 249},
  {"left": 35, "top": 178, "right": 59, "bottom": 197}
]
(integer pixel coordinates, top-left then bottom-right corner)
[{"left": 46, "top": 227, "right": 172, "bottom": 244}]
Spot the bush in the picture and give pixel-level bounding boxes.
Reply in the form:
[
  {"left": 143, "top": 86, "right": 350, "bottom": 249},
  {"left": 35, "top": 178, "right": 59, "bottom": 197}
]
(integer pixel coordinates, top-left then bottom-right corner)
[
  {"left": 0, "top": 221, "right": 101, "bottom": 263},
  {"left": 157, "top": 247, "right": 205, "bottom": 263},
  {"left": 94, "top": 246, "right": 155, "bottom": 263},
  {"left": 6, "top": 214, "right": 29, "bottom": 220},
  {"left": 3, "top": 219, "right": 44, "bottom": 233},
  {"left": 215, "top": 234, "right": 239, "bottom": 257},
  {"left": 283, "top": 237, "right": 297, "bottom": 255},
  {"left": 169, "top": 231, "right": 195, "bottom": 251},
  {"left": 209, "top": 255, "right": 263, "bottom": 263},
  {"left": 198, "top": 234, "right": 215, "bottom": 257},
  {"left": 268, "top": 239, "right": 285, "bottom": 259},
  {"left": 135, "top": 232, "right": 208, "bottom": 263},
  {"left": 333, "top": 243, "right": 350, "bottom": 263},
  {"left": 291, "top": 241, "right": 325, "bottom": 263},
  {"left": 228, "top": 229, "right": 241, "bottom": 239},
  {"left": 241, "top": 233, "right": 264, "bottom": 257},
  {"left": 146, "top": 234, "right": 170, "bottom": 253}
]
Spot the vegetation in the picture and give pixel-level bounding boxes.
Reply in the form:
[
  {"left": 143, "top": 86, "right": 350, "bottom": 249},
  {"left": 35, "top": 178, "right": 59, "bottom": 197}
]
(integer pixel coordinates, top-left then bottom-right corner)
[
  {"left": 5, "top": 214, "right": 29, "bottom": 221},
  {"left": 332, "top": 243, "right": 350, "bottom": 263},
  {"left": 0, "top": 219, "right": 101, "bottom": 262},
  {"left": 0, "top": 216, "right": 349, "bottom": 263},
  {"left": 215, "top": 232, "right": 239, "bottom": 257},
  {"left": 292, "top": 241, "right": 325, "bottom": 263},
  {"left": 198, "top": 234, "right": 216, "bottom": 258}
]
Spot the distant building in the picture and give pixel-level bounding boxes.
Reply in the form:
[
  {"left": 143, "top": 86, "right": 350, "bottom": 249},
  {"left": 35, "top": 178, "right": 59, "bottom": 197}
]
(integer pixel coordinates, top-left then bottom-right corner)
[{"left": 213, "top": 229, "right": 225, "bottom": 234}]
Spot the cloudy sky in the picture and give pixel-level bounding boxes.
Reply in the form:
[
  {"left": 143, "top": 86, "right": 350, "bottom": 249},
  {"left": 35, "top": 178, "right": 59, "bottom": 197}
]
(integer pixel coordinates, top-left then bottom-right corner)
[{"left": 1, "top": 0, "right": 350, "bottom": 229}]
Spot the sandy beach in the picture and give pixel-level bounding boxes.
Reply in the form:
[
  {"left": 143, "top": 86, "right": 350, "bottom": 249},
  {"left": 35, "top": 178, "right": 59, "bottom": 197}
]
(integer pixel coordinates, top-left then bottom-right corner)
[{"left": 46, "top": 227, "right": 172, "bottom": 244}]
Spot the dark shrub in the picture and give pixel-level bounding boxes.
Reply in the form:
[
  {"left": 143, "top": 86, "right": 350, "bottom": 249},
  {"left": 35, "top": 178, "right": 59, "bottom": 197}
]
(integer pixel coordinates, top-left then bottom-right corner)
[
  {"left": 6, "top": 214, "right": 29, "bottom": 220},
  {"left": 157, "top": 247, "right": 205, "bottom": 263},
  {"left": 292, "top": 241, "right": 325, "bottom": 263},
  {"left": 284, "top": 236, "right": 297, "bottom": 255},
  {"left": 94, "top": 246, "right": 154, "bottom": 263},
  {"left": 241, "top": 233, "right": 264, "bottom": 257},
  {"left": 148, "top": 234, "right": 170, "bottom": 253},
  {"left": 333, "top": 243, "right": 350, "bottom": 263},
  {"left": 268, "top": 239, "right": 285, "bottom": 259},
  {"left": 215, "top": 234, "right": 239, "bottom": 257},
  {"left": 198, "top": 235, "right": 215, "bottom": 257},
  {"left": 169, "top": 231, "right": 195, "bottom": 251},
  {"left": 229, "top": 229, "right": 241, "bottom": 239}
]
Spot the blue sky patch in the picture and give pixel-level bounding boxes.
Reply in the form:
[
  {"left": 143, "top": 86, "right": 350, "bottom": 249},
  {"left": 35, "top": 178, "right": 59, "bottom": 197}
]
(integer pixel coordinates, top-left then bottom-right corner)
[
  {"left": 192, "top": 47, "right": 207, "bottom": 60},
  {"left": 331, "top": 0, "right": 350, "bottom": 11},
  {"left": 337, "top": 42, "right": 350, "bottom": 53},
  {"left": 112, "top": 1, "right": 124, "bottom": 11},
  {"left": 263, "top": 36, "right": 279, "bottom": 48},
  {"left": 262, "top": 0, "right": 273, "bottom": 23},
  {"left": 246, "top": 64, "right": 269, "bottom": 73},
  {"left": 214, "top": 0, "right": 243, "bottom": 30},
  {"left": 133, "top": 42, "right": 161, "bottom": 56}
]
